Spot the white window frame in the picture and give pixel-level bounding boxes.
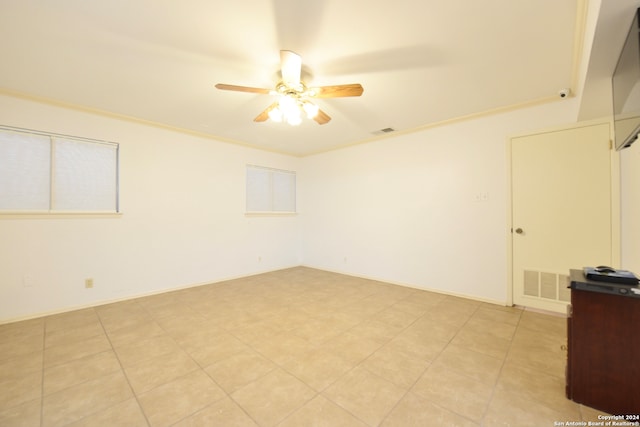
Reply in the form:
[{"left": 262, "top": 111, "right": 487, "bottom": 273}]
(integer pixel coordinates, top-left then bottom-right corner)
[
  {"left": 0, "top": 125, "right": 120, "bottom": 216},
  {"left": 245, "top": 165, "right": 296, "bottom": 214}
]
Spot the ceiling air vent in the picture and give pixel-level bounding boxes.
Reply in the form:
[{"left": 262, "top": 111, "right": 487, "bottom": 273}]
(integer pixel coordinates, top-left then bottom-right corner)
[{"left": 372, "top": 127, "right": 396, "bottom": 135}]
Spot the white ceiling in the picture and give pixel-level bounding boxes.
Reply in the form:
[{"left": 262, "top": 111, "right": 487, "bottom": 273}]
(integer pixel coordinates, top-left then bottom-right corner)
[{"left": 0, "top": 0, "right": 634, "bottom": 156}]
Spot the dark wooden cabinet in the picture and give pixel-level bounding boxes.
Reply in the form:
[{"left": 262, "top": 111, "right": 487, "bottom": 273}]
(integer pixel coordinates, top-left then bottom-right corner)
[{"left": 566, "top": 270, "right": 640, "bottom": 414}]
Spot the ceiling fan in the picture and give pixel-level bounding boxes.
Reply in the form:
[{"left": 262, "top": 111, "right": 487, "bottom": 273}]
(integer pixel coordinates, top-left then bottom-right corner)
[{"left": 215, "top": 50, "right": 364, "bottom": 126}]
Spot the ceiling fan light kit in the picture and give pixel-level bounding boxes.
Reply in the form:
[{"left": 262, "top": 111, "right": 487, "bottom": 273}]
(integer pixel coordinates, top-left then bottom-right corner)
[
  {"left": 269, "top": 99, "right": 319, "bottom": 125},
  {"left": 215, "top": 50, "right": 364, "bottom": 126}
]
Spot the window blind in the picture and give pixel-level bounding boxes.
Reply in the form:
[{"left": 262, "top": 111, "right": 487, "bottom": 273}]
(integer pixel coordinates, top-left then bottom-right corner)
[
  {"left": 246, "top": 165, "right": 296, "bottom": 213},
  {"left": 0, "top": 126, "right": 119, "bottom": 213}
]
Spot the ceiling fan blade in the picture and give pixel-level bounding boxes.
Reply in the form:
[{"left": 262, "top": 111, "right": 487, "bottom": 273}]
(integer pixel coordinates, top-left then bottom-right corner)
[
  {"left": 280, "top": 50, "right": 302, "bottom": 86},
  {"left": 313, "top": 109, "right": 331, "bottom": 125},
  {"left": 311, "top": 83, "right": 364, "bottom": 98},
  {"left": 215, "top": 83, "right": 271, "bottom": 95},
  {"left": 254, "top": 102, "right": 279, "bottom": 122}
]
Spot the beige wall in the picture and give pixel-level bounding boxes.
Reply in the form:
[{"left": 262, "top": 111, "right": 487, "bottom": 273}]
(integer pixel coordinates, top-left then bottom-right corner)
[
  {"left": 0, "top": 94, "right": 302, "bottom": 322},
  {"left": 4, "top": 90, "right": 635, "bottom": 322},
  {"left": 300, "top": 101, "right": 579, "bottom": 304}
]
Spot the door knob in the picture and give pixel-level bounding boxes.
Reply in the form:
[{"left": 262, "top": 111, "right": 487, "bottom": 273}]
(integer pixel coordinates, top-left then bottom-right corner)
[{"left": 515, "top": 228, "right": 524, "bottom": 234}]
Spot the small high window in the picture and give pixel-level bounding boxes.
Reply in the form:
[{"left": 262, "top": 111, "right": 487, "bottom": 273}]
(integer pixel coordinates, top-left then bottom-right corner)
[{"left": 246, "top": 165, "right": 296, "bottom": 213}]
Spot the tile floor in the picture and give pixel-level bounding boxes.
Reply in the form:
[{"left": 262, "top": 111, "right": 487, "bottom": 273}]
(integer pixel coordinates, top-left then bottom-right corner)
[{"left": 0, "top": 267, "right": 608, "bottom": 426}]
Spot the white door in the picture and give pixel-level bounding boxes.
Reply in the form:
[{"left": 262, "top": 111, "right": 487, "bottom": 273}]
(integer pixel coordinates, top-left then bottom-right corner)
[{"left": 511, "top": 123, "right": 613, "bottom": 313}]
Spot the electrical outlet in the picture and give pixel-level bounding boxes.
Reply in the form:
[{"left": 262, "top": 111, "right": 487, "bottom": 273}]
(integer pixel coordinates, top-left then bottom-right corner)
[
  {"left": 23, "top": 274, "right": 34, "bottom": 288},
  {"left": 85, "top": 278, "right": 94, "bottom": 289},
  {"left": 473, "top": 192, "right": 489, "bottom": 202}
]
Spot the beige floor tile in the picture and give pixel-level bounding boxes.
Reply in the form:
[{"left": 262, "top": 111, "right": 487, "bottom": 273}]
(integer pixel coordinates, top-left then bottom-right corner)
[
  {"left": 44, "top": 321, "right": 105, "bottom": 348},
  {"left": 64, "top": 398, "right": 148, "bottom": 427},
  {"left": 298, "top": 301, "right": 339, "bottom": 318},
  {"left": 432, "top": 343, "right": 503, "bottom": 385},
  {"left": 362, "top": 292, "right": 401, "bottom": 308},
  {"left": 402, "top": 316, "right": 461, "bottom": 343},
  {"left": 96, "top": 301, "right": 152, "bottom": 333},
  {"left": 143, "top": 302, "right": 196, "bottom": 321},
  {"left": 279, "top": 395, "right": 368, "bottom": 427},
  {"left": 322, "top": 366, "right": 407, "bottom": 427},
  {"left": 463, "top": 315, "right": 517, "bottom": 341},
  {"left": 138, "top": 369, "right": 226, "bottom": 427},
  {"left": 432, "top": 295, "right": 481, "bottom": 313},
  {"left": 315, "top": 309, "right": 366, "bottom": 331},
  {"left": 375, "top": 307, "right": 421, "bottom": 329},
  {"left": 518, "top": 310, "right": 566, "bottom": 336},
  {"left": 114, "top": 334, "right": 181, "bottom": 368},
  {"left": 135, "top": 291, "right": 181, "bottom": 308},
  {"left": 105, "top": 320, "right": 166, "bottom": 348},
  {"left": 496, "top": 359, "right": 579, "bottom": 416},
  {"left": 472, "top": 305, "right": 522, "bottom": 326},
  {"left": 211, "top": 309, "right": 258, "bottom": 331},
  {"left": 0, "top": 268, "right": 579, "bottom": 427},
  {"left": 507, "top": 329, "right": 566, "bottom": 378},
  {"left": 290, "top": 317, "right": 345, "bottom": 345},
  {"left": 0, "top": 397, "right": 41, "bottom": 427},
  {"left": 153, "top": 310, "right": 209, "bottom": 335},
  {"left": 388, "top": 331, "right": 449, "bottom": 362},
  {"left": 512, "top": 320, "right": 566, "bottom": 345},
  {"left": 361, "top": 343, "right": 430, "bottom": 389},
  {"left": 124, "top": 349, "right": 200, "bottom": 394},
  {"left": 171, "top": 322, "right": 230, "bottom": 349},
  {"left": 0, "top": 370, "right": 41, "bottom": 411},
  {"left": 412, "top": 363, "right": 493, "bottom": 422},
  {"left": 242, "top": 300, "right": 283, "bottom": 317},
  {"left": 321, "top": 294, "right": 365, "bottom": 310},
  {"left": 322, "top": 331, "right": 383, "bottom": 365},
  {"left": 441, "top": 295, "right": 483, "bottom": 308},
  {"left": 184, "top": 331, "right": 249, "bottom": 367},
  {"left": 0, "top": 330, "right": 44, "bottom": 361},
  {"left": 282, "top": 347, "right": 356, "bottom": 392},
  {"left": 406, "top": 290, "right": 448, "bottom": 306},
  {"left": 483, "top": 386, "right": 577, "bottom": 427},
  {"left": 260, "top": 307, "right": 317, "bottom": 331},
  {"left": 231, "top": 368, "right": 316, "bottom": 427},
  {"left": 43, "top": 350, "right": 121, "bottom": 395},
  {"left": 172, "top": 397, "right": 259, "bottom": 427},
  {"left": 0, "top": 351, "right": 42, "bottom": 379},
  {"left": 389, "top": 299, "right": 432, "bottom": 316},
  {"left": 449, "top": 327, "right": 511, "bottom": 360},
  {"left": 45, "top": 308, "right": 99, "bottom": 332},
  {"left": 204, "top": 349, "right": 277, "bottom": 393},
  {"left": 42, "top": 371, "right": 133, "bottom": 427},
  {"left": 0, "top": 318, "right": 44, "bottom": 339},
  {"left": 44, "top": 334, "right": 112, "bottom": 368},
  {"left": 580, "top": 404, "right": 612, "bottom": 420},
  {"left": 347, "top": 319, "right": 403, "bottom": 346},
  {"left": 379, "top": 285, "right": 417, "bottom": 301},
  {"left": 381, "top": 392, "right": 479, "bottom": 427},
  {"left": 228, "top": 321, "right": 280, "bottom": 346},
  {"left": 423, "top": 306, "right": 474, "bottom": 328},
  {"left": 251, "top": 331, "right": 318, "bottom": 365}
]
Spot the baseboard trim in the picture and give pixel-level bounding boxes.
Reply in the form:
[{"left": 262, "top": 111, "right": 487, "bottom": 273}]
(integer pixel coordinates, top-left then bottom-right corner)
[
  {"left": 300, "top": 264, "right": 510, "bottom": 307},
  {"left": 1, "top": 264, "right": 512, "bottom": 325},
  {"left": 0, "top": 265, "right": 300, "bottom": 325}
]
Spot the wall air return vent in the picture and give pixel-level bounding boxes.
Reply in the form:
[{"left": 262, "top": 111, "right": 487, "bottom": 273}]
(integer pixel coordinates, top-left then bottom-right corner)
[
  {"left": 523, "top": 269, "right": 571, "bottom": 302},
  {"left": 372, "top": 127, "right": 396, "bottom": 135}
]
